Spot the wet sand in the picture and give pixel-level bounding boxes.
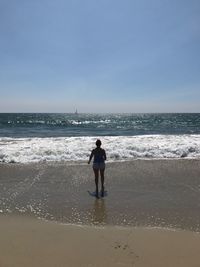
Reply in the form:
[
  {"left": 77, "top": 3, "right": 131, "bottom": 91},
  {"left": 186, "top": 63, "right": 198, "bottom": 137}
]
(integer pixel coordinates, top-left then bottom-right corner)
[
  {"left": 0, "top": 160, "right": 200, "bottom": 231},
  {"left": 0, "top": 215, "right": 200, "bottom": 267}
]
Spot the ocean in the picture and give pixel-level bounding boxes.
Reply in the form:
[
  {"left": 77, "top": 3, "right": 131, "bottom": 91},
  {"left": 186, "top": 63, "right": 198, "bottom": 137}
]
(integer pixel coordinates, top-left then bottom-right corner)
[{"left": 0, "top": 113, "right": 200, "bottom": 163}]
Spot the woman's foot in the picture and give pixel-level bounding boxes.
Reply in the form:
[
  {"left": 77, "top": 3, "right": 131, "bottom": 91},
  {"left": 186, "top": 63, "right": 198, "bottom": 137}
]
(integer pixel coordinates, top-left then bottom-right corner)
[
  {"left": 101, "top": 186, "right": 104, "bottom": 197},
  {"left": 95, "top": 189, "right": 99, "bottom": 198}
]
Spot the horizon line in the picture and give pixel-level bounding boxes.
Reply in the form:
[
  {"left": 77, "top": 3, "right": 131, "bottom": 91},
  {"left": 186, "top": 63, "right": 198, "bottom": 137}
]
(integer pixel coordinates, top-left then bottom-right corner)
[{"left": 0, "top": 112, "right": 200, "bottom": 114}]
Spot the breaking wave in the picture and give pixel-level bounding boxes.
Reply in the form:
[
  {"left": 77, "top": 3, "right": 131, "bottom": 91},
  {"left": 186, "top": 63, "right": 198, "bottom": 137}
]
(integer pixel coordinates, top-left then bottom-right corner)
[{"left": 0, "top": 135, "right": 200, "bottom": 163}]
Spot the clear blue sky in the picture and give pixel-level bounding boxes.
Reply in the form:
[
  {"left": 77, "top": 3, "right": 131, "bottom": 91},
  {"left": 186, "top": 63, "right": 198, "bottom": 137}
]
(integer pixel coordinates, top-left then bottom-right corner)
[{"left": 0, "top": 0, "right": 200, "bottom": 113}]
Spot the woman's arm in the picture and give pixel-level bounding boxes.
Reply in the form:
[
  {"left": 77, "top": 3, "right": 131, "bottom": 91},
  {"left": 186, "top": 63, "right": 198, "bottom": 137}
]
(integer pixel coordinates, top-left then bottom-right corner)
[
  {"left": 88, "top": 150, "right": 94, "bottom": 164},
  {"left": 103, "top": 149, "right": 107, "bottom": 161}
]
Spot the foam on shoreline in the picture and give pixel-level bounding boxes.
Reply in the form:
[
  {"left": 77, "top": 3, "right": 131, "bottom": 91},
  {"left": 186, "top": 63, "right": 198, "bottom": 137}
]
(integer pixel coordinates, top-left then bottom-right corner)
[{"left": 1, "top": 134, "right": 200, "bottom": 163}]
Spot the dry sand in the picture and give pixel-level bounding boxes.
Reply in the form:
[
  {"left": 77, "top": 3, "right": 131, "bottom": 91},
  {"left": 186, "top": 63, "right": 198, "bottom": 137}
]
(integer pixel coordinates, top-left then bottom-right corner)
[{"left": 0, "top": 215, "right": 200, "bottom": 267}]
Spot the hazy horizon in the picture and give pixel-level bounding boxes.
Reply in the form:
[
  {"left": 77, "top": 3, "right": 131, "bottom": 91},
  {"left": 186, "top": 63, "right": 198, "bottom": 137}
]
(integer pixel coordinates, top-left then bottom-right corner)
[{"left": 0, "top": 111, "right": 200, "bottom": 114}]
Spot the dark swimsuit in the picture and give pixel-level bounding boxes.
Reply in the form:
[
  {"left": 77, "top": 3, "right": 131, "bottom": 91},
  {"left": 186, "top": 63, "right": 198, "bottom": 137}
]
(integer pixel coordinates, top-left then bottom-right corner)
[{"left": 93, "top": 149, "right": 105, "bottom": 170}]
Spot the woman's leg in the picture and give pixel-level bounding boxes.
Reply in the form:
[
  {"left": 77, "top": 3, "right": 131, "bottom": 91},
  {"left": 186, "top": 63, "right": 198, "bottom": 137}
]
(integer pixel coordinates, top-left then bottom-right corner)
[
  {"left": 100, "top": 168, "right": 105, "bottom": 196},
  {"left": 93, "top": 168, "right": 99, "bottom": 197}
]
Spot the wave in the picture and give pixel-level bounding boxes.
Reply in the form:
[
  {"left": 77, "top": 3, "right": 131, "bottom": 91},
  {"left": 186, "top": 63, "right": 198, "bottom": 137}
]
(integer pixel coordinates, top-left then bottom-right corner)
[
  {"left": 0, "top": 135, "right": 200, "bottom": 163},
  {"left": 5, "top": 119, "right": 112, "bottom": 126},
  {"left": 1, "top": 114, "right": 200, "bottom": 138}
]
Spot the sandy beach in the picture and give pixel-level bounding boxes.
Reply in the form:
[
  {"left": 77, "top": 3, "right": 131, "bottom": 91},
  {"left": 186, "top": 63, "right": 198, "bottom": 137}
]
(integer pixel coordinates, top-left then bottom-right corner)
[
  {"left": 1, "top": 160, "right": 200, "bottom": 230},
  {"left": 0, "top": 215, "right": 200, "bottom": 267},
  {"left": 0, "top": 159, "right": 200, "bottom": 266}
]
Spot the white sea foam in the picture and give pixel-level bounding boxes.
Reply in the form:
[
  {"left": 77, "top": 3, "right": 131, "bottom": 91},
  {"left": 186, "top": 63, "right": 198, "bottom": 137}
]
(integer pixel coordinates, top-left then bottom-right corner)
[
  {"left": 0, "top": 135, "right": 200, "bottom": 163},
  {"left": 69, "top": 119, "right": 111, "bottom": 125}
]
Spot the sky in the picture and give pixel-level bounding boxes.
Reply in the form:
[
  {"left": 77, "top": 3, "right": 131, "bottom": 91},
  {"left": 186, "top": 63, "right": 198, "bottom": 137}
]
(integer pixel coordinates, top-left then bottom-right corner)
[{"left": 0, "top": 0, "right": 200, "bottom": 113}]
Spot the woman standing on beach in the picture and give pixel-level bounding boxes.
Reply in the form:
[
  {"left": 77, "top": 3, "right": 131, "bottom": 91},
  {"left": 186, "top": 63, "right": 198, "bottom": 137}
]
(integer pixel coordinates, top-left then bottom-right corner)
[{"left": 88, "top": 139, "right": 106, "bottom": 198}]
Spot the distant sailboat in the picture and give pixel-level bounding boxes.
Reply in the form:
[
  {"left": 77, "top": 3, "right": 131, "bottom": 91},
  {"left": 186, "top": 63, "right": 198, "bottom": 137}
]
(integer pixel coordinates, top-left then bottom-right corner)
[{"left": 75, "top": 109, "right": 78, "bottom": 115}]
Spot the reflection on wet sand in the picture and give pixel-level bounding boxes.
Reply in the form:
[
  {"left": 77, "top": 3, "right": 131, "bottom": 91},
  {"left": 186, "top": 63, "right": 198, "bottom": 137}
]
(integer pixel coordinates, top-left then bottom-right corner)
[
  {"left": 1, "top": 160, "right": 200, "bottom": 231},
  {"left": 91, "top": 199, "right": 107, "bottom": 225}
]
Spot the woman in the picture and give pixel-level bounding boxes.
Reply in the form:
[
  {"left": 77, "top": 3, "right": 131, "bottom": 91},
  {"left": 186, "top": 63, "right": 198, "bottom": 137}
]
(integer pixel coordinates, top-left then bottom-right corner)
[{"left": 88, "top": 139, "right": 106, "bottom": 198}]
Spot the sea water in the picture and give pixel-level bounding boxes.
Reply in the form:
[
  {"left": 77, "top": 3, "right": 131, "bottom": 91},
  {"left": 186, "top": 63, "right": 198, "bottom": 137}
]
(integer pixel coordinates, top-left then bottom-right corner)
[{"left": 0, "top": 113, "right": 200, "bottom": 163}]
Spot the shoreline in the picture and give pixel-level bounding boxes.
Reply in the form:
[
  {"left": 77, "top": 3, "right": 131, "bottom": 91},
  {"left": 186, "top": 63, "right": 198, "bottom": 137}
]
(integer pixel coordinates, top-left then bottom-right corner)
[
  {"left": 1, "top": 159, "right": 200, "bottom": 266},
  {"left": 1, "top": 157, "right": 200, "bottom": 166},
  {"left": 0, "top": 159, "right": 200, "bottom": 231}
]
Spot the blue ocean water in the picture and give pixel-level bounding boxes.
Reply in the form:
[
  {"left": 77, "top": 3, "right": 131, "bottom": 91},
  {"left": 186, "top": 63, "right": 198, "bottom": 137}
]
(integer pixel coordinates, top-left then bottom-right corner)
[
  {"left": 0, "top": 113, "right": 200, "bottom": 137},
  {"left": 1, "top": 113, "right": 200, "bottom": 163}
]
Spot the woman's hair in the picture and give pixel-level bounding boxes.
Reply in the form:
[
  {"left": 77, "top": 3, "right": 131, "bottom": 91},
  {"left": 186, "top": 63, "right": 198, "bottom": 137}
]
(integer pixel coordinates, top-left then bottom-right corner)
[{"left": 96, "top": 139, "right": 101, "bottom": 147}]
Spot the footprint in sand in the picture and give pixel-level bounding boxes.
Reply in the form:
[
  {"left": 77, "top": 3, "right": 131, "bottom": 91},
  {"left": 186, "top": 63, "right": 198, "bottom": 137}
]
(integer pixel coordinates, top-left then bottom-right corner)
[{"left": 113, "top": 241, "right": 139, "bottom": 266}]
